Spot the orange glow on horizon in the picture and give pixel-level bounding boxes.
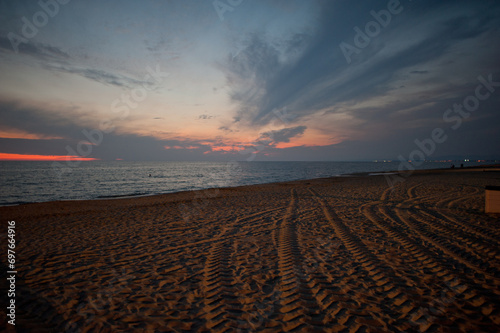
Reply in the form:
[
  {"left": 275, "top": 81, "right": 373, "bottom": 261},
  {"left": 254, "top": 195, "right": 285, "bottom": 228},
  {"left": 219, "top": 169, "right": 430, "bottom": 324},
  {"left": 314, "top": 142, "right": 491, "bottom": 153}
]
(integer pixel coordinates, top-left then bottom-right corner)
[
  {"left": 0, "top": 153, "right": 99, "bottom": 161},
  {"left": 0, "top": 129, "right": 64, "bottom": 140}
]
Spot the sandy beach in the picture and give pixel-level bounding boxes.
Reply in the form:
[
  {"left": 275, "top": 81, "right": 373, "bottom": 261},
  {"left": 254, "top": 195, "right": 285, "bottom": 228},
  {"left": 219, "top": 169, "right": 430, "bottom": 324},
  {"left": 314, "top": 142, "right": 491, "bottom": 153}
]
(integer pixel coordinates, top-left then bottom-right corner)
[{"left": 1, "top": 167, "right": 500, "bottom": 332}]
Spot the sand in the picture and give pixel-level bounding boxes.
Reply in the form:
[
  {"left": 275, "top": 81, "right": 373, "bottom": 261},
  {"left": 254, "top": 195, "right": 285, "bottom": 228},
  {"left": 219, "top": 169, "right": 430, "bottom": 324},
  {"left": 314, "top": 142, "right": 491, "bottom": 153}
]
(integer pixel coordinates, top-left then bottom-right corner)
[{"left": 1, "top": 168, "right": 500, "bottom": 332}]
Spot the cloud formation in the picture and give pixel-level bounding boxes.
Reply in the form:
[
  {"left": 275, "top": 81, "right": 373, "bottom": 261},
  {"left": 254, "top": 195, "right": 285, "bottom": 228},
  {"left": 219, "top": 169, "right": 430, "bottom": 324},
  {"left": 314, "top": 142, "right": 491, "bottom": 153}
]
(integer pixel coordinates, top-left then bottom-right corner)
[
  {"left": 260, "top": 126, "right": 307, "bottom": 146},
  {"left": 222, "top": 0, "right": 500, "bottom": 138},
  {"left": 1, "top": 0, "right": 499, "bottom": 161},
  {"left": 43, "top": 63, "right": 157, "bottom": 90},
  {"left": 0, "top": 35, "right": 156, "bottom": 90},
  {"left": 0, "top": 35, "right": 70, "bottom": 60}
]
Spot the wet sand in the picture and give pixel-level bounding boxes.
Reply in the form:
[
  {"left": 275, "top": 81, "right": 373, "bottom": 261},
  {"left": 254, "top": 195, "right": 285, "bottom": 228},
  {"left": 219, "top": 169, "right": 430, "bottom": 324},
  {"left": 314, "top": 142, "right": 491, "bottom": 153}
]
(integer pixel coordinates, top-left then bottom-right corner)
[{"left": 1, "top": 168, "right": 500, "bottom": 332}]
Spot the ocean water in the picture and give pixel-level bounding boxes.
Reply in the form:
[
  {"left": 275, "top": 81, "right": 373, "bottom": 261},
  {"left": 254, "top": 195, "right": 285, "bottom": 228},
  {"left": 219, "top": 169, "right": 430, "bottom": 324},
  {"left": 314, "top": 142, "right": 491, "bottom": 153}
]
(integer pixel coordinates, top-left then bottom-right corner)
[{"left": 0, "top": 160, "right": 490, "bottom": 205}]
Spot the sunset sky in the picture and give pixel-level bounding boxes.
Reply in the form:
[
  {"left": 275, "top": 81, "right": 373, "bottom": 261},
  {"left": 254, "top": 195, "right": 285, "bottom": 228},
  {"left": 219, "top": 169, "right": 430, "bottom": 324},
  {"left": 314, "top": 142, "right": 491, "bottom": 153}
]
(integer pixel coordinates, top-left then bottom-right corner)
[{"left": 0, "top": 0, "right": 499, "bottom": 161}]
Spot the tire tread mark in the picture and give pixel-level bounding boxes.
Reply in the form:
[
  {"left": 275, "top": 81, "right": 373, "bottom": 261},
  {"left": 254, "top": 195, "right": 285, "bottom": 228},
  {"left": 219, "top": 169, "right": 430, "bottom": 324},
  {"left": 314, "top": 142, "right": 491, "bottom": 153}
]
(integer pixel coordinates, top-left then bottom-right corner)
[
  {"left": 308, "top": 187, "right": 427, "bottom": 324},
  {"left": 275, "top": 188, "right": 326, "bottom": 329},
  {"left": 360, "top": 201, "right": 500, "bottom": 327},
  {"left": 200, "top": 206, "right": 292, "bottom": 330},
  {"left": 395, "top": 205, "right": 500, "bottom": 280}
]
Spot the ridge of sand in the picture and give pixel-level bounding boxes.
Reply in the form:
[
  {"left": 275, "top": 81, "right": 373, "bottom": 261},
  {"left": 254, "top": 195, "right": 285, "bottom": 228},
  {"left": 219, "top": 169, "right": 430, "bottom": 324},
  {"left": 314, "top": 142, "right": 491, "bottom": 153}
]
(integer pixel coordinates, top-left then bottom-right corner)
[{"left": 1, "top": 169, "right": 500, "bottom": 332}]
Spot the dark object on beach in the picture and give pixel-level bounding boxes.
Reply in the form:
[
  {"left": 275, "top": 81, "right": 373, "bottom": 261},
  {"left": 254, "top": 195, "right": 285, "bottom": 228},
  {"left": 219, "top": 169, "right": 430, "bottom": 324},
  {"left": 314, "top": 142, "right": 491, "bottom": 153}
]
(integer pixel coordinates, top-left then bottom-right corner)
[
  {"left": 485, "top": 185, "right": 500, "bottom": 213},
  {"left": 461, "top": 164, "right": 464, "bottom": 168},
  {"left": 451, "top": 164, "right": 455, "bottom": 169}
]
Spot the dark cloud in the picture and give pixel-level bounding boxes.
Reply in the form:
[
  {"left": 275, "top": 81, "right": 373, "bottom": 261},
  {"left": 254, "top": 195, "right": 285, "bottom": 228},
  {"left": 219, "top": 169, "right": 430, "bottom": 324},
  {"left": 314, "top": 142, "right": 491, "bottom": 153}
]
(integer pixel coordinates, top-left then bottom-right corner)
[
  {"left": 0, "top": 99, "right": 85, "bottom": 140},
  {"left": 222, "top": 33, "right": 285, "bottom": 126},
  {"left": 218, "top": 126, "right": 234, "bottom": 133},
  {"left": 198, "top": 114, "right": 214, "bottom": 120},
  {"left": 0, "top": 99, "right": 222, "bottom": 161},
  {"left": 222, "top": 0, "right": 500, "bottom": 130},
  {"left": 0, "top": 134, "right": 213, "bottom": 161},
  {"left": 1, "top": 94, "right": 498, "bottom": 162},
  {"left": 0, "top": 35, "right": 155, "bottom": 90},
  {"left": 42, "top": 63, "right": 157, "bottom": 90},
  {"left": 0, "top": 138, "right": 69, "bottom": 155},
  {"left": 0, "top": 35, "right": 70, "bottom": 60},
  {"left": 260, "top": 126, "right": 307, "bottom": 146}
]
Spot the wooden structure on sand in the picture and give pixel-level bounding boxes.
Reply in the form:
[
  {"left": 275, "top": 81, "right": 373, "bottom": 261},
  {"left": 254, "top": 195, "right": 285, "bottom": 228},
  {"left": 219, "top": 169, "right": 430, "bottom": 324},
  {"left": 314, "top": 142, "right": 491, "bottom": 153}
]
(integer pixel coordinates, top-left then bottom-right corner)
[{"left": 485, "top": 186, "right": 500, "bottom": 213}]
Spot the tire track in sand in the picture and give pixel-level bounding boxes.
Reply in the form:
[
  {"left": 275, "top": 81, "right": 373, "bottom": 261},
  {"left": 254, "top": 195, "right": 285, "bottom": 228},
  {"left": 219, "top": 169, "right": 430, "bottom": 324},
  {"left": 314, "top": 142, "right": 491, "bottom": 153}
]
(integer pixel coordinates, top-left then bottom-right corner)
[
  {"left": 416, "top": 208, "right": 500, "bottom": 266},
  {"left": 395, "top": 204, "right": 500, "bottom": 280},
  {"left": 199, "top": 206, "right": 289, "bottom": 331},
  {"left": 394, "top": 182, "right": 500, "bottom": 244},
  {"left": 274, "top": 188, "right": 325, "bottom": 331},
  {"left": 360, "top": 201, "right": 500, "bottom": 326},
  {"left": 308, "top": 188, "right": 427, "bottom": 326},
  {"left": 385, "top": 182, "right": 500, "bottom": 279},
  {"left": 434, "top": 187, "right": 481, "bottom": 208},
  {"left": 418, "top": 206, "right": 500, "bottom": 246}
]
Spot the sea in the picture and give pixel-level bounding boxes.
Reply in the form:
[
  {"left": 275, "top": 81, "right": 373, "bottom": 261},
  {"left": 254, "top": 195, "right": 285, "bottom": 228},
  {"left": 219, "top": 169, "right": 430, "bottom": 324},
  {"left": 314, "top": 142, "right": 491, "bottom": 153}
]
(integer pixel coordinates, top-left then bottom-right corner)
[{"left": 0, "top": 160, "right": 491, "bottom": 206}]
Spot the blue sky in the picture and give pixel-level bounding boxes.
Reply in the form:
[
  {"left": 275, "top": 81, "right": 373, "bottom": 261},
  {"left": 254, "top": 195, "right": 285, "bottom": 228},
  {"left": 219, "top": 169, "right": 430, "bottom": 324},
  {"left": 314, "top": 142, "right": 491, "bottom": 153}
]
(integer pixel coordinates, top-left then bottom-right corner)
[{"left": 0, "top": 0, "right": 499, "bottom": 161}]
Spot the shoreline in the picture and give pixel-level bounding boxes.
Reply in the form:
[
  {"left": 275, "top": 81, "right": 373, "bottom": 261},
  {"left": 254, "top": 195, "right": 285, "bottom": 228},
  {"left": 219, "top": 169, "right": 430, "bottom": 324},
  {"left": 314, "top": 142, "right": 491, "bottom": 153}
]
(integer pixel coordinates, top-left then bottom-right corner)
[{"left": 2, "top": 163, "right": 499, "bottom": 208}]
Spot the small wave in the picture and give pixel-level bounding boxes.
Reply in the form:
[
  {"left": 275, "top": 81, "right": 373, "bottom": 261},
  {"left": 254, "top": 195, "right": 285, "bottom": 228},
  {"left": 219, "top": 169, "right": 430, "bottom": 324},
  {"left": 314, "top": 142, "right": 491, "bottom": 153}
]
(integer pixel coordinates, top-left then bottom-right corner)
[
  {"left": 368, "top": 172, "right": 398, "bottom": 176},
  {"left": 0, "top": 200, "right": 35, "bottom": 207},
  {"left": 96, "top": 192, "right": 149, "bottom": 199}
]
